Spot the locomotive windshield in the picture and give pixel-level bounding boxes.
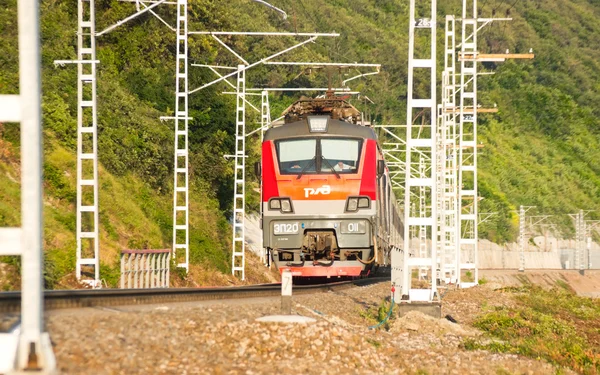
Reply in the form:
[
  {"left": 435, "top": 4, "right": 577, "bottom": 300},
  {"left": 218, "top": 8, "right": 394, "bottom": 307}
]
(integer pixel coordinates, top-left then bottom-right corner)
[{"left": 276, "top": 137, "right": 362, "bottom": 175}]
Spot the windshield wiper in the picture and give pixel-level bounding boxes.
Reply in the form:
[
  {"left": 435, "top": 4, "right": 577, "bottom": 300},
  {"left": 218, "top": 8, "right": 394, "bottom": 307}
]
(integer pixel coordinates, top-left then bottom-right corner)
[
  {"left": 296, "top": 156, "right": 317, "bottom": 180},
  {"left": 321, "top": 157, "right": 341, "bottom": 179}
]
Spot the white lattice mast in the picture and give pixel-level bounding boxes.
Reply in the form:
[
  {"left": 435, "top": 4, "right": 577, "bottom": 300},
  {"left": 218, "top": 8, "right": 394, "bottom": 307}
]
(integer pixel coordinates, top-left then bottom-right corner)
[
  {"left": 440, "top": 15, "right": 458, "bottom": 283},
  {"left": 76, "top": 0, "right": 100, "bottom": 287},
  {"left": 517, "top": 205, "right": 535, "bottom": 271},
  {"left": 568, "top": 211, "right": 580, "bottom": 270},
  {"left": 0, "top": 0, "right": 56, "bottom": 370},
  {"left": 435, "top": 105, "right": 444, "bottom": 281},
  {"left": 52, "top": 0, "right": 176, "bottom": 286},
  {"left": 457, "top": 0, "right": 478, "bottom": 287},
  {"left": 393, "top": 0, "right": 438, "bottom": 303},
  {"left": 518, "top": 205, "right": 526, "bottom": 271},
  {"left": 232, "top": 65, "right": 247, "bottom": 279},
  {"left": 172, "top": 0, "right": 189, "bottom": 271},
  {"left": 418, "top": 157, "right": 428, "bottom": 280},
  {"left": 586, "top": 220, "right": 600, "bottom": 271},
  {"left": 578, "top": 210, "right": 584, "bottom": 271}
]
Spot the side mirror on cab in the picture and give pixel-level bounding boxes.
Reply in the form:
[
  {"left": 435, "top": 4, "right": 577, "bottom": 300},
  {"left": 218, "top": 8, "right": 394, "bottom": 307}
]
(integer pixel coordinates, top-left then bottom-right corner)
[
  {"left": 377, "top": 160, "right": 385, "bottom": 176},
  {"left": 254, "top": 161, "right": 261, "bottom": 178}
]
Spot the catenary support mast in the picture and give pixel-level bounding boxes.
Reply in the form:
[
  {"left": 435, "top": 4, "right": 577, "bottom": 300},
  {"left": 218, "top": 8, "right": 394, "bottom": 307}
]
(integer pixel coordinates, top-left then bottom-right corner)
[
  {"left": 232, "top": 65, "right": 247, "bottom": 279},
  {"left": 457, "top": 0, "right": 478, "bottom": 287},
  {"left": 75, "top": 0, "right": 100, "bottom": 287},
  {"left": 393, "top": 0, "right": 438, "bottom": 303},
  {"left": 56, "top": 0, "right": 175, "bottom": 284},
  {"left": 172, "top": 0, "right": 190, "bottom": 271},
  {"left": 440, "top": 15, "right": 458, "bottom": 283},
  {"left": 0, "top": 0, "right": 56, "bottom": 371}
]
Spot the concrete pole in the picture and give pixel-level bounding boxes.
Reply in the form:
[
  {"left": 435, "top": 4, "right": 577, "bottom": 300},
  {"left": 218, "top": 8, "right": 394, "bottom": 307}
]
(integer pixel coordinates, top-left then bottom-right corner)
[{"left": 281, "top": 269, "right": 292, "bottom": 314}]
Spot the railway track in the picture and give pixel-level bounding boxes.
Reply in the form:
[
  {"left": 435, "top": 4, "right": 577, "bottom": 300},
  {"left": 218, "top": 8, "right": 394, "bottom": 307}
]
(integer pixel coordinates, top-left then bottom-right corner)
[{"left": 0, "top": 277, "right": 388, "bottom": 314}]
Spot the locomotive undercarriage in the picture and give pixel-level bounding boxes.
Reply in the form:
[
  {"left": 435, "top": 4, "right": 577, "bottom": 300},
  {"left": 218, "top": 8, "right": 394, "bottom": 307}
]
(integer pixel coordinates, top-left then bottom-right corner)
[{"left": 273, "top": 230, "right": 375, "bottom": 267}]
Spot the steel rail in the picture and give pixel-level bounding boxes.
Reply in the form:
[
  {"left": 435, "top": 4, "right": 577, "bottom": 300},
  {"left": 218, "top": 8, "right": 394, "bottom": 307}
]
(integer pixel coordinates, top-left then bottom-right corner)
[{"left": 0, "top": 278, "right": 387, "bottom": 313}]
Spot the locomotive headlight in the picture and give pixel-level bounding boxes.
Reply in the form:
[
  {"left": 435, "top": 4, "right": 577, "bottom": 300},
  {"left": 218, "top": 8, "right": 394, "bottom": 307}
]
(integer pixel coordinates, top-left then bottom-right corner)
[
  {"left": 345, "top": 196, "right": 371, "bottom": 212},
  {"left": 269, "top": 198, "right": 293, "bottom": 213},
  {"left": 346, "top": 197, "right": 359, "bottom": 212},
  {"left": 358, "top": 197, "right": 370, "bottom": 208},
  {"left": 280, "top": 198, "right": 292, "bottom": 213},
  {"left": 307, "top": 116, "right": 329, "bottom": 133},
  {"left": 269, "top": 199, "right": 281, "bottom": 210}
]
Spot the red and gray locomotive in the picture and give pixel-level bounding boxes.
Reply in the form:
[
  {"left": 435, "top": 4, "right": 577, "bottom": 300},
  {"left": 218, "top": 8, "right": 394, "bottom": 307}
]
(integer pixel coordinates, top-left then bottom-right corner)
[{"left": 258, "top": 95, "right": 403, "bottom": 278}]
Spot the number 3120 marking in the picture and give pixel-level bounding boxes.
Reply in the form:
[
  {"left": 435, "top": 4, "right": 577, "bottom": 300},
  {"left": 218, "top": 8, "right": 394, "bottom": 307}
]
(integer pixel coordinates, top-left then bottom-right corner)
[{"left": 274, "top": 223, "right": 299, "bottom": 234}]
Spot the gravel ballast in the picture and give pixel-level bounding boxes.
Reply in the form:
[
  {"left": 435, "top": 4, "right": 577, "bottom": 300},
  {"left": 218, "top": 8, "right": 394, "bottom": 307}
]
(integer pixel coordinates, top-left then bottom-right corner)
[{"left": 47, "top": 282, "right": 570, "bottom": 374}]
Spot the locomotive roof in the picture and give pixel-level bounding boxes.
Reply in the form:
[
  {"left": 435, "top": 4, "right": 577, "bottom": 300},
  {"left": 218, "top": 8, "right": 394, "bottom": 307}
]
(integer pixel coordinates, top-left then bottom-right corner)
[{"left": 264, "top": 117, "right": 377, "bottom": 141}]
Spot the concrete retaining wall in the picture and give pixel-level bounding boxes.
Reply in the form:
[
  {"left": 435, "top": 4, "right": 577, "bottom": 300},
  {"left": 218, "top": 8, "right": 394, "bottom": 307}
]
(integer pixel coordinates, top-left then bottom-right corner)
[{"left": 476, "top": 238, "right": 600, "bottom": 269}]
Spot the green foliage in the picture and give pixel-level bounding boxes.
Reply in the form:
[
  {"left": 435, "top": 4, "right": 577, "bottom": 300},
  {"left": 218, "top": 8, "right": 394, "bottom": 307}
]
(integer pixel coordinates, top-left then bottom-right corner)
[
  {"left": 99, "top": 262, "right": 121, "bottom": 288},
  {"left": 44, "top": 245, "right": 76, "bottom": 289},
  {"left": 465, "top": 271, "right": 473, "bottom": 281},
  {"left": 3, "top": 0, "right": 600, "bottom": 287},
  {"left": 0, "top": 162, "right": 21, "bottom": 227},
  {"left": 44, "top": 162, "right": 76, "bottom": 202},
  {"left": 359, "top": 298, "right": 395, "bottom": 330},
  {"left": 465, "top": 286, "right": 600, "bottom": 373}
]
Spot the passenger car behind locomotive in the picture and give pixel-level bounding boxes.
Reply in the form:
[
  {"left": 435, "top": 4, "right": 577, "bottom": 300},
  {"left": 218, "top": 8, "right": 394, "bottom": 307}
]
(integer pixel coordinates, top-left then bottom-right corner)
[{"left": 259, "top": 95, "right": 402, "bottom": 278}]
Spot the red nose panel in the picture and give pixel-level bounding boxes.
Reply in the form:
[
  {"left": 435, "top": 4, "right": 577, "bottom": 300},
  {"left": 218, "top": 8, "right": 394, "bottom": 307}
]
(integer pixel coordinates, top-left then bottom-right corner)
[
  {"left": 262, "top": 141, "right": 279, "bottom": 201},
  {"left": 359, "top": 139, "right": 377, "bottom": 199}
]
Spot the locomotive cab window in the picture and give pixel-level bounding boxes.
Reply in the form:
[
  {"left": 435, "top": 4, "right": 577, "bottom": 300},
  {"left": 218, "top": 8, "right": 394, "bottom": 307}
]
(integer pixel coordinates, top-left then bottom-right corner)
[
  {"left": 321, "top": 138, "right": 360, "bottom": 173},
  {"left": 277, "top": 139, "right": 317, "bottom": 173},
  {"left": 276, "top": 137, "right": 363, "bottom": 175}
]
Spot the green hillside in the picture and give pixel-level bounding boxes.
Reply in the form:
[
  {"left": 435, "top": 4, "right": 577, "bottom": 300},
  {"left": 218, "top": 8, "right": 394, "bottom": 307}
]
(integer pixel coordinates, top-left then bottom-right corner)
[{"left": 1, "top": 0, "right": 599, "bottom": 287}]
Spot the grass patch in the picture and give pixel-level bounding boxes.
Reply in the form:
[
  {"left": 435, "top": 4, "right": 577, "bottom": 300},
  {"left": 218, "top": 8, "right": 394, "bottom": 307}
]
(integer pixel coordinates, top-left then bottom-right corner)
[
  {"left": 359, "top": 298, "right": 396, "bottom": 330},
  {"left": 99, "top": 262, "right": 121, "bottom": 288},
  {"left": 464, "top": 285, "right": 600, "bottom": 373}
]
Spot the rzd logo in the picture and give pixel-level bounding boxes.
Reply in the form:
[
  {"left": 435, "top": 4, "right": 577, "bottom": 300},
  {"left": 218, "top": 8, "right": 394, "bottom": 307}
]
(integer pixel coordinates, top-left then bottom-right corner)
[{"left": 304, "top": 185, "right": 331, "bottom": 198}]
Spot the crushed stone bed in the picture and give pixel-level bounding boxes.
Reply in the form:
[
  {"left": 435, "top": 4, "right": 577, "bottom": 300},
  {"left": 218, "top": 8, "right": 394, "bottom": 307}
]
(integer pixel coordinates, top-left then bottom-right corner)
[{"left": 47, "top": 282, "right": 571, "bottom": 374}]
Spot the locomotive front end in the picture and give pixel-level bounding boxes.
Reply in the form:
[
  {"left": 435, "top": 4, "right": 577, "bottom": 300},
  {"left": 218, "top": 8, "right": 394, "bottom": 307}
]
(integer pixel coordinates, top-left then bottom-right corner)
[{"left": 260, "top": 99, "right": 382, "bottom": 278}]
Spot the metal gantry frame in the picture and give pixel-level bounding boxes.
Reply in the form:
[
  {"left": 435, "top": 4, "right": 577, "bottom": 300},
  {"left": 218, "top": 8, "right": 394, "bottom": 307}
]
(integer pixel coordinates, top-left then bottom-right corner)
[
  {"left": 439, "top": 15, "right": 459, "bottom": 284},
  {"left": 55, "top": 0, "right": 176, "bottom": 285},
  {"left": 172, "top": 0, "right": 190, "bottom": 271},
  {"left": 76, "top": 0, "right": 101, "bottom": 287},
  {"left": 232, "top": 65, "right": 247, "bottom": 279},
  {"left": 392, "top": 0, "right": 438, "bottom": 303},
  {"left": 55, "top": 0, "right": 102, "bottom": 287},
  {"left": 576, "top": 211, "right": 584, "bottom": 271},
  {"left": 569, "top": 210, "right": 591, "bottom": 272},
  {"left": 586, "top": 220, "right": 600, "bottom": 271},
  {"left": 518, "top": 206, "right": 554, "bottom": 272},
  {"left": 0, "top": 0, "right": 56, "bottom": 371},
  {"left": 518, "top": 205, "right": 534, "bottom": 272},
  {"left": 457, "top": 0, "right": 479, "bottom": 287}
]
